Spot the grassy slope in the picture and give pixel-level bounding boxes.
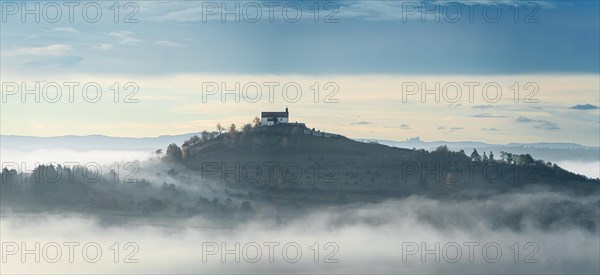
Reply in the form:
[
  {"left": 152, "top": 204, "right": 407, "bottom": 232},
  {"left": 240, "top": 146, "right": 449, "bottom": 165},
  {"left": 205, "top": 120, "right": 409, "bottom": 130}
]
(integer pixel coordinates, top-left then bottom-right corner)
[{"left": 183, "top": 124, "right": 599, "bottom": 205}]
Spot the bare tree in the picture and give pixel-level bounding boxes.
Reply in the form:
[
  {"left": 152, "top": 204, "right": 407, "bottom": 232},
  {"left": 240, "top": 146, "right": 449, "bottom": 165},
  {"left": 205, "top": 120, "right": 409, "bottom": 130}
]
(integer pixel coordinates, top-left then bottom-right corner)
[
  {"left": 252, "top": 116, "right": 261, "bottom": 127},
  {"left": 229, "top": 124, "right": 237, "bottom": 139}
]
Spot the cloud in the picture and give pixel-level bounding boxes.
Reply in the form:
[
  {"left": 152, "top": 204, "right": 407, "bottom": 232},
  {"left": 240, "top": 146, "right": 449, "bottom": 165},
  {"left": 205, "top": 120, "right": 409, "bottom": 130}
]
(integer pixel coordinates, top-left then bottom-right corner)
[
  {"left": 338, "top": 1, "right": 556, "bottom": 21},
  {"left": 384, "top": 124, "right": 411, "bottom": 129},
  {"left": 145, "top": 0, "right": 557, "bottom": 23},
  {"left": 22, "top": 55, "right": 82, "bottom": 68},
  {"left": 154, "top": 40, "right": 183, "bottom": 47},
  {"left": 3, "top": 44, "right": 72, "bottom": 56},
  {"left": 150, "top": 6, "right": 204, "bottom": 22},
  {"left": 1, "top": 73, "right": 594, "bottom": 143},
  {"left": 472, "top": 113, "right": 505, "bottom": 118},
  {"left": 570, "top": 104, "right": 599, "bottom": 110},
  {"left": 437, "top": 126, "right": 446, "bottom": 130},
  {"left": 535, "top": 120, "right": 560, "bottom": 131},
  {"left": 108, "top": 31, "right": 141, "bottom": 45},
  {"left": 108, "top": 31, "right": 133, "bottom": 39},
  {"left": 516, "top": 116, "right": 534, "bottom": 123},
  {"left": 337, "top": 1, "right": 407, "bottom": 21},
  {"left": 472, "top": 104, "right": 499, "bottom": 109},
  {"left": 51, "top": 27, "right": 79, "bottom": 34},
  {"left": 351, "top": 121, "right": 372, "bottom": 126},
  {"left": 482, "top": 128, "right": 500, "bottom": 131},
  {"left": 95, "top": 44, "right": 113, "bottom": 50},
  {"left": 120, "top": 37, "right": 142, "bottom": 45},
  {"left": 449, "top": 127, "right": 463, "bottom": 132},
  {"left": 516, "top": 116, "right": 560, "bottom": 130}
]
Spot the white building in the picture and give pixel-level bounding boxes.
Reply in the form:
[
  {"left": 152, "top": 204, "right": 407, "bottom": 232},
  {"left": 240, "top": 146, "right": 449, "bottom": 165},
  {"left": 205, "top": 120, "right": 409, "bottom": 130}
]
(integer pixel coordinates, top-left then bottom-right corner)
[{"left": 261, "top": 108, "right": 289, "bottom": 126}]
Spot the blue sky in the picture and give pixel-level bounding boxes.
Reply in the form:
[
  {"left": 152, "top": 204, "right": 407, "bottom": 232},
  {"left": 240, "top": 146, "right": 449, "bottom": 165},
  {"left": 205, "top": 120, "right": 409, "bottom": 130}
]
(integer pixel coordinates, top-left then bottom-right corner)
[
  {"left": 1, "top": 0, "right": 599, "bottom": 145},
  {"left": 2, "top": 0, "right": 599, "bottom": 75}
]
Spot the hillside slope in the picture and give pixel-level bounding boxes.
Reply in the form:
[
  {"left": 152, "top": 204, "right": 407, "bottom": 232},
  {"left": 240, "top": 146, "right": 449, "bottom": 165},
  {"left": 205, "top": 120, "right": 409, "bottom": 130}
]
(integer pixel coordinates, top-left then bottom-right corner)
[{"left": 182, "top": 124, "right": 599, "bottom": 204}]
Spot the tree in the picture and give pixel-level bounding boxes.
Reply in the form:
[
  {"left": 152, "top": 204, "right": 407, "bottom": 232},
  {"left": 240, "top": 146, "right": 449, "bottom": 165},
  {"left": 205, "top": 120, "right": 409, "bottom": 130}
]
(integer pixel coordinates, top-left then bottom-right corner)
[
  {"left": 242, "top": 123, "right": 252, "bottom": 134},
  {"left": 154, "top": 149, "right": 163, "bottom": 158},
  {"left": 1, "top": 167, "right": 17, "bottom": 185},
  {"left": 229, "top": 124, "right": 237, "bottom": 139},
  {"left": 500, "top": 151, "right": 514, "bottom": 164},
  {"left": 500, "top": 151, "right": 507, "bottom": 161},
  {"left": 189, "top": 135, "right": 200, "bottom": 145},
  {"left": 516, "top": 154, "right": 534, "bottom": 166},
  {"left": 482, "top": 152, "right": 488, "bottom": 161},
  {"left": 489, "top": 151, "right": 494, "bottom": 161},
  {"left": 166, "top": 143, "right": 182, "bottom": 161},
  {"left": 216, "top": 123, "right": 223, "bottom": 134},
  {"left": 181, "top": 144, "right": 190, "bottom": 159},
  {"left": 435, "top": 145, "right": 449, "bottom": 153},
  {"left": 252, "top": 116, "right": 261, "bottom": 127},
  {"left": 470, "top": 149, "right": 482, "bottom": 162},
  {"left": 201, "top": 130, "right": 209, "bottom": 142}
]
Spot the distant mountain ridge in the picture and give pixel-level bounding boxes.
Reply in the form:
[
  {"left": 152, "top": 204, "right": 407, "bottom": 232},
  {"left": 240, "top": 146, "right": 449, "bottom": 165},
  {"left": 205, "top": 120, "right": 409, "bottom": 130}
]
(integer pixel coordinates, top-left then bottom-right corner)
[
  {"left": 2, "top": 134, "right": 598, "bottom": 162},
  {"left": 0, "top": 133, "right": 202, "bottom": 151},
  {"left": 358, "top": 137, "right": 600, "bottom": 162},
  {"left": 358, "top": 137, "right": 598, "bottom": 150}
]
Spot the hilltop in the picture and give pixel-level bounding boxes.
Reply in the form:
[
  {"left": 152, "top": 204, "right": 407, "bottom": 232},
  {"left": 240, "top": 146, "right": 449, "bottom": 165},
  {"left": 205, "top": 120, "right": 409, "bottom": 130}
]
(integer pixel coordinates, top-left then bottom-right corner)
[{"left": 186, "top": 123, "right": 409, "bottom": 156}]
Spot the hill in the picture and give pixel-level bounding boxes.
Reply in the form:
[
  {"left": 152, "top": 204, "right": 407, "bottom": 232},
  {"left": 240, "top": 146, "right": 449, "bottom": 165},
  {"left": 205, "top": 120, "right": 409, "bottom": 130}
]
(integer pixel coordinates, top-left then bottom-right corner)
[
  {"left": 2, "top": 123, "right": 598, "bottom": 220},
  {"left": 180, "top": 123, "right": 599, "bottom": 205}
]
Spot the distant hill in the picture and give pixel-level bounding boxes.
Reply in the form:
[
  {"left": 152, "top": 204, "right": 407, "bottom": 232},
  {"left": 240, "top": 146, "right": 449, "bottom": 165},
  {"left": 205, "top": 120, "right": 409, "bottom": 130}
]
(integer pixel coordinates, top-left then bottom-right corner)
[
  {"left": 357, "top": 137, "right": 600, "bottom": 162},
  {"left": 0, "top": 133, "right": 202, "bottom": 151}
]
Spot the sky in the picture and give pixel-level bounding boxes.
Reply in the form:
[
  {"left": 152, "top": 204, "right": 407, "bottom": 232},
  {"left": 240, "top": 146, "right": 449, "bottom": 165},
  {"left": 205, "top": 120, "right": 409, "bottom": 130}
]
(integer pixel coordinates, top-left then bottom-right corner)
[{"left": 0, "top": 0, "right": 599, "bottom": 145}]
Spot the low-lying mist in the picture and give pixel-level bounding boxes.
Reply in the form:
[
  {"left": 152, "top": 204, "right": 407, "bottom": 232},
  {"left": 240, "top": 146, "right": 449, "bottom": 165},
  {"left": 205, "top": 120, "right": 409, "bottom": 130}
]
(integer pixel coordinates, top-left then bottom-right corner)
[
  {"left": 2, "top": 147, "right": 599, "bottom": 179},
  {"left": 2, "top": 191, "right": 599, "bottom": 274},
  {"left": 0, "top": 149, "right": 151, "bottom": 168},
  {"left": 555, "top": 160, "right": 600, "bottom": 179},
  {"left": 1, "top": 148, "right": 599, "bottom": 274}
]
